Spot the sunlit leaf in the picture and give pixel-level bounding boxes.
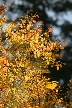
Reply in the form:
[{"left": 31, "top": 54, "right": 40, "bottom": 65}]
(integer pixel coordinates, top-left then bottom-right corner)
[
  {"left": 57, "top": 66, "right": 59, "bottom": 70},
  {"left": 46, "top": 82, "right": 57, "bottom": 90},
  {"left": 24, "top": 75, "right": 30, "bottom": 82}
]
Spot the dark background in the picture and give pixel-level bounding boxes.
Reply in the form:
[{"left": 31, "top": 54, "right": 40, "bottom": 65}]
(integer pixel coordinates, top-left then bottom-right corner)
[{"left": 1, "top": 0, "right": 72, "bottom": 95}]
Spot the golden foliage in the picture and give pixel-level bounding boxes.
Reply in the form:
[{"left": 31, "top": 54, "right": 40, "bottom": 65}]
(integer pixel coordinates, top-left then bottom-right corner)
[{"left": 0, "top": 4, "right": 68, "bottom": 108}]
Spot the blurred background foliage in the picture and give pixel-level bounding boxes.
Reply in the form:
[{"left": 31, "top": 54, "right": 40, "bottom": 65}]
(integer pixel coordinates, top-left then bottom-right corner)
[{"left": 1, "top": 0, "right": 72, "bottom": 96}]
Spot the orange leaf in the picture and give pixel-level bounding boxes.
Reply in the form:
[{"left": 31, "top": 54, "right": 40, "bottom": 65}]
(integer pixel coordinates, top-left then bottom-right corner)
[
  {"left": 0, "top": 4, "right": 5, "bottom": 14},
  {"left": 57, "top": 66, "right": 59, "bottom": 70},
  {"left": 48, "top": 27, "right": 53, "bottom": 33},
  {"left": 60, "top": 45, "right": 64, "bottom": 50},
  {"left": 3, "top": 60, "right": 7, "bottom": 64},
  {"left": 53, "top": 42, "right": 56, "bottom": 47},
  {"left": 25, "top": 35, "right": 29, "bottom": 39},
  {"left": 32, "top": 20, "right": 36, "bottom": 23},
  {"left": 3, "top": 87, "right": 7, "bottom": 91},
  {"left": 3, "top": 67, "right": 8, "bottom": 72},
  {"left": 50, "top": 44, "right": 53, "bottom": 50},
  {"left": 14, "top": 76, "right": 19, "bottom": 79},
  {"left": 55, "top": 54, "right": 59, "bottom": 58}
]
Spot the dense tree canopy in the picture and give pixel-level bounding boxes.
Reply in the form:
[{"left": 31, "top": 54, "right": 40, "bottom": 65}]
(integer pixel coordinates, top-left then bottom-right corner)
[{"left": 1, "top": 0, "right": 72, "bottom": 95}]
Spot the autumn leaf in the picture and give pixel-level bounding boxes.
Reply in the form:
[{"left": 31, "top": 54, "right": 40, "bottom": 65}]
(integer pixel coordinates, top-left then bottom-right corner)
[
  {"left": 14, "top": 75, "right": 19, "bottom": 79},
  {"left": 53, "top": 42, "right": 56, "bottom": 47},
  {"left": 37, "top": 50, "right": 40, "bottom": 58},
  {"left": 48, "top": 27, "right": 53, "bottom": 33},
  {"left": 63, "top": 41, "right": 67, "bottom": 46},
  {"left": 57, "top": 66, "right": 59, "bottom": 70},
  {"left": 24, "top": 75, "right": 30, "bottom": 82},
  {"left": 3, "top": 66, "right": 8, "bottom": 72},
  {"left": 32, "top": 20, "right": 36, "bottom": 23},
  {"left": 46, "top": 82, "right": 57, "bottom": 90},
  {"left": 60, "top": 44, "right": 64, "bottom": 50},
  {"left": 10, "top": 77, "right": 14, "bottom": 82},
  {"left": 0, "top": 4, "right": 5, "bottom": 14},
  {"left": 55, "top": 54, "right": 59, "bottom": 58}
]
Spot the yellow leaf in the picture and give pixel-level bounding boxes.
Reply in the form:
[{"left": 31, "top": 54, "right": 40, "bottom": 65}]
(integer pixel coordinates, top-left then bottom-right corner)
[
  {"left": 10, "top": 78, "right": 14, "bottom": 82},
  {"left": 63, "top": 41, "right": 66, "bottom": 46},
  {"left": 0, "top": 65, "right": 1, "bottom": 69},
  {"left": 27, "top": 66, "right": 30, "bottom": 70},
  {"left": 24, "top": 75, "right": 30, "bottom": 82},
  {"left": 12, "top": 88, "right": 16, "bottom": 94},
  {"left": 46, "top": 82, "right": 57, "bottom": 90},
  {"left": 37, "top": 51, "right": 40, "bottom": 58},
  {"left": 46, "top": 60, "right": 49, "bottom": 65}
]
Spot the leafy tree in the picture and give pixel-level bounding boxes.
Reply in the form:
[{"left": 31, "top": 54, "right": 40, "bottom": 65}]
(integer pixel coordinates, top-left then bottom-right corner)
[
  {"left": 1, "top": 4, "right": 72, "bottom": 108},
  {"left": 2, "top": 0, "right": 72, "bottom": 88}
]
